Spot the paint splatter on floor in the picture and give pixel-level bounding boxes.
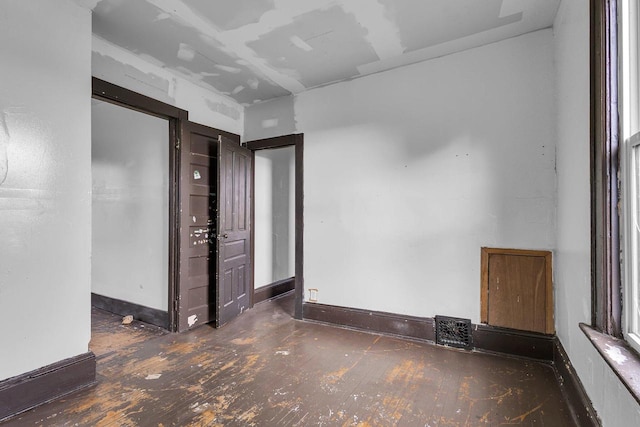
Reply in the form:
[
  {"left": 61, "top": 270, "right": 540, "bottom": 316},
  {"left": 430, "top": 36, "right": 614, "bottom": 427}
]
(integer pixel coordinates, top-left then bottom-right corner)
[{"left": 3, "top": 295, "right": 576, "bottom": 426}]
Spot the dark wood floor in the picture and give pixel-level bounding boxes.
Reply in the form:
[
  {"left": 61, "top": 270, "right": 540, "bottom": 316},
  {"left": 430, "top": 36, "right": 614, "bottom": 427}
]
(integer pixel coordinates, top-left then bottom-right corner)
[{"left": 3, "top": 294, "right": 576, "bottom": 426}]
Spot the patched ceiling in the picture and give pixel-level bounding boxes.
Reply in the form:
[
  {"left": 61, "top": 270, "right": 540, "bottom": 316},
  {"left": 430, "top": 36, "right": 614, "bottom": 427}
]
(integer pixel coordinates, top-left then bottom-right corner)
[{"left": 89, "top": 0, "right": 561, "bottom": 106}]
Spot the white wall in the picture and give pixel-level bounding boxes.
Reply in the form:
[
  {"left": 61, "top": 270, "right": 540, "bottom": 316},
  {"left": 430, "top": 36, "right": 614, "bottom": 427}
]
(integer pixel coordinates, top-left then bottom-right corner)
[
  {"left": 554, "top": 1, "right": 640, "bottom": 425},
  {"left": 244, "top": 95, "right": 296, "bottom": 142},
  {"left": 0, "top": 0, "right": 92, "bottom": 380},
  {"left": 93, "top": 36, "right": 245, "bottom": 137},
  {"left": 295, "top": 29, "right": 556, "bottom": 320},
  {"left": 254, "top": 146, "right": 295, "bottom": 288},
  {"left": 92, "top": 99, "right": 169, "bottom": 311}
]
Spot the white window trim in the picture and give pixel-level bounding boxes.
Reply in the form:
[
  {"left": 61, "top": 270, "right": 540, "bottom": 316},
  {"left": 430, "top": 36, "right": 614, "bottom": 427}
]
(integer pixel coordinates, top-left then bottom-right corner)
[{"left": 621, "top": 0, "right": 640, "bottom": 353}]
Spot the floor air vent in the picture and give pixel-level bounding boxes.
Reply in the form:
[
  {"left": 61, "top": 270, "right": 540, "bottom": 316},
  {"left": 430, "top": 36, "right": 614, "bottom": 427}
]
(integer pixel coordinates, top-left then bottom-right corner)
[{"left": 435, "top": 315, "right": 472, "bottom": 350}]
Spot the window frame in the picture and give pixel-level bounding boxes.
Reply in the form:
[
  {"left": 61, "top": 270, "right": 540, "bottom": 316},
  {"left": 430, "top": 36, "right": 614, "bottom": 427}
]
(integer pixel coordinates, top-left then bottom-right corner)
[
  {"left": 620, "top": 0, "right": 640, "bottom": 353},
  {"left": 591, "top": 0, "right": 622, "bottom": 338}
]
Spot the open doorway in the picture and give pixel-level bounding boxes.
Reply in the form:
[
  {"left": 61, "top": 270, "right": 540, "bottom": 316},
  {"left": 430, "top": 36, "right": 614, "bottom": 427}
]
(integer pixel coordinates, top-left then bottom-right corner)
[
  {"left": 91, "top": 98, "right": 170, "bottom": 327},
  {"left": 89, "top": 78, "right": 252, "bottom": 333},
  {"left": 246, "top": 135, "right": 304, "bottom": 319},
  {"left": 90, "top": 78, "right": 185, "bottom": 331},
  {"left": 254, "top": 146, "right": 295, "bottom": 299}
]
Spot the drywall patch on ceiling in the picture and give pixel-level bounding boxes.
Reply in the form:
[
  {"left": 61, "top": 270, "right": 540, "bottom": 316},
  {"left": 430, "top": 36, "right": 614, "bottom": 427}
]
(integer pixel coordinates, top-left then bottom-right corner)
[
  {"left": 340, "top": 0, "right": 404, "bottom": 60},
  {"left": 379, "top": 0, "right": 522, "bottom": 53},
  {"left": 0, "top": 110, "right": 9, "bottom": 186},
  {"left": 290, "top": 35, "right": 314, "bottom": 52},
  {"left": 244, "top": 95, "right": 296, "bottom": 141},
  {"left": 71, "top": 0, "right": 103, "bottom": 10},
  {"left": 92, "top": 51, "right": 175, "bottom": 105},
  {"left": 93, "top": 0, "right": 289, "bottom": 104},
  {"left": 177, "top": 43, "right": 196, "bottom": 61},
  {"left": 499, "top": 0, "right": 525, "bottom": 18},
  {"left": 205, "top": 99, "right": 241, "bottom": 121},
  {"left": 183, "top": 0, "right": 275, "bottom": 31},
  {"left": 247, "top": 6, "right": 378, "bottom": 88},
  {"left": 144, "top": 0, "right": 303, "bottom": 95}
]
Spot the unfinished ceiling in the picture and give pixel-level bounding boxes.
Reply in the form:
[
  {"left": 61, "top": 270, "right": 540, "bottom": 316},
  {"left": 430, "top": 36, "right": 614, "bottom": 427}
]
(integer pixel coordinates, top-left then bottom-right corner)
[{"left": 90, "top": 0, "right": 561, "bottom": 106}]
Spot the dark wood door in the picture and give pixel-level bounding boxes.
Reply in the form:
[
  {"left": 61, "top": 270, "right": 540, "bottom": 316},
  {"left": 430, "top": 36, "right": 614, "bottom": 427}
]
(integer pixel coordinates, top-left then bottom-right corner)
[
  {"left": 177, "top": 122, "right": 219, "bottom": 331},
  {"left": 217, "top": 135, "right": 252, "bottom": 327}
]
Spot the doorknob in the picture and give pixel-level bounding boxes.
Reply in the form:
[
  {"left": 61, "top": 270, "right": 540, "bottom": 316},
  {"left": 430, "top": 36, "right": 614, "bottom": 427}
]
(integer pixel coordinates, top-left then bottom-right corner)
[{"left": 223, "top": 233, "right": 229, "bottom": 238}]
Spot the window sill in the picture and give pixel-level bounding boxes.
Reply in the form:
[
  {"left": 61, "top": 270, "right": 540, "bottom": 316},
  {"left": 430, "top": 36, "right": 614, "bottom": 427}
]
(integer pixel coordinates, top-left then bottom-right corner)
[{"left": 580, "top": 323, "right": 640, "bottom": 404}]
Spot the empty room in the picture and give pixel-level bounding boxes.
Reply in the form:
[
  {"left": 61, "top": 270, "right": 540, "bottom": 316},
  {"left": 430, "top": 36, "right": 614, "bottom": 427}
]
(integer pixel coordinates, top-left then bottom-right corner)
[{"left": 1, "top": 0, "right": 640, "bottom": 426}]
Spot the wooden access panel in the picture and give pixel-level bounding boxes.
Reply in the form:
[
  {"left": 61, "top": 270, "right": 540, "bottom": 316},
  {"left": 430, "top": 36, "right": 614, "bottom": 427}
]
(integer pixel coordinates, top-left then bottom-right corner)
[{"left": 481, "top": 248, "right": 554, "bottom": 334}]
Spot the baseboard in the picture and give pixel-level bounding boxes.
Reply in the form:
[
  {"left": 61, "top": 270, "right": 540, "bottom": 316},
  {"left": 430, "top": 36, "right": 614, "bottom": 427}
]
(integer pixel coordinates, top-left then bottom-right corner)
[
  {"left": 303, "top": 302, "right": 436, "bottom": 342},
  {"left": 472, "top": 324, "right": 555, "bottom": 361},
  {"left": 0, "top": 352, "right": 96, "bottom": 422},
  {"left": 92, "top": 293, "right": 168, "bottom": 329},
  {"left": 302, "top": 302, "right": 599, "bottom": 425},
  {"left": 553, "top": 339, "right": 600, "bottom": 426},
  {"left": 254, "top": 277, "right": 295, "bottom": 305},
  {"left": 302, "top": 302, "right": 555, "bottom": 360}
]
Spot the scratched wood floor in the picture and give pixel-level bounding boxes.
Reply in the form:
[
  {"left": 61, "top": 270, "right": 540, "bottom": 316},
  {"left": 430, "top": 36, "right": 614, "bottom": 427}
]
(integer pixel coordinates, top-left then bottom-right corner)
[{"left": 3, "top": 294, "right": 576, "bottom": 426}]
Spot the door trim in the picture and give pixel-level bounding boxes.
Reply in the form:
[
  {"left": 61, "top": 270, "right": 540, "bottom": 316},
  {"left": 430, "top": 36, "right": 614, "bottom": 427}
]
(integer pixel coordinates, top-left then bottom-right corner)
[
  {"left": 92, "top": 77, "right": 188, "bottom": 332},
  {"left": 245, "top": 134, "right": 304, "bottom": 320}
]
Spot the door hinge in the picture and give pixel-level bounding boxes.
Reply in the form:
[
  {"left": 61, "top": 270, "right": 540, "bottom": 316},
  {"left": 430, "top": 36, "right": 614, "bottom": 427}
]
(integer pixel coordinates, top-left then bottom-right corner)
[
  {"left": 217, "top": 134, "right": 222, "bottom": 143},
  {"left": 174, "top": 299, "right": 179, "bottom": 312},
  {"left": 175, "top": 138, "right": 181, "bottom": 150}
]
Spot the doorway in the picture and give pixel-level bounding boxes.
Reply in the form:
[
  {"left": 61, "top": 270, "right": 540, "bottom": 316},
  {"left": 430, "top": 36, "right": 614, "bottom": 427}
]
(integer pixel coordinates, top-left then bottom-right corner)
[
  {"left": 91, "top": 98, "right": 170, "bottom": 327},
  {"left": 177, "top": 124, "right": 253, "bottom": 330},
  {"left": 246, "top": 135, "right": 304, "bottom": 319},
  {"left": 91, "top": 78, "right": 252, "bottom": 332}
]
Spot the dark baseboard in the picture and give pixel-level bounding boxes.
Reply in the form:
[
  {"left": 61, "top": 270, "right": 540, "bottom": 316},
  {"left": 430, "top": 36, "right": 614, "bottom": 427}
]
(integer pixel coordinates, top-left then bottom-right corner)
[
  {"left": 254, "top": 277, "right": 295, "bottom": 305},
  {"left": 553, "top": 338, "right": 601, "bottom": 426},
  {"left": 302, "top": 302, "right": 599, "bottom": 426},
  {"left": 0, "top": 352, "right": 96, "bottom": 422},
  {"left": 472, "top": 324, "right": 555, "bottom": 361},
  {"left": 92, "top": 293, "right": 168, "bottom": 329},
  {"left": 302, "top": 302, "right": 555, "bottom": 359},
  {"left": 303, "top": 302, "right": 435, "bottom": 342}
]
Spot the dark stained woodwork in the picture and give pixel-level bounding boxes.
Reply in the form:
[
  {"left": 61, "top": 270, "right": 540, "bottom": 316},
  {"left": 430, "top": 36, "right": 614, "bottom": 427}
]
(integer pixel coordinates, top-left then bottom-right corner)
[
  {"left": 253, "top": 277, "right": 295, "bottom": 305},
  {"left": 178, "top": 121, "right": 222, "bottom": 331},
  {"left": 91, "top": 293, "right": 169, "bottom": 330},
  {"left": 590, "top": 0, "right": 622, "bottom": 337},
  {"left": 92, "top": 77, "right": 186, "bottom": 332},
  {"left": 555, "top": 332, "right": 601, "bottom": 426},
  {"left": 217, "top": 136, "right": 252, "bottom": 327},
  {"left": 0, "top": 353, "right": 96, "bottom": 422},
  {"left": 293, "top": 135, "right": 304, "bottom": 320},
  {"left": 3, "top": 295, "right": 578, "bottom": 426},
  {"left": 303, "top": 300, "right": 556, "bottom": 361},
  {"left": 481, "top": 248, "right": 554, "bottom": 334},
  {"left": 92, "top": 77, "right": 186, "bottom": 120},
  {"left": 245, "top": 134, "right": 304, "bottom": 320},
  {"left": 472, "top": 324, "right": 555, "bottom": 361},
  {"left": 304, "top": 301, "right": 436, "bottom": 342}
]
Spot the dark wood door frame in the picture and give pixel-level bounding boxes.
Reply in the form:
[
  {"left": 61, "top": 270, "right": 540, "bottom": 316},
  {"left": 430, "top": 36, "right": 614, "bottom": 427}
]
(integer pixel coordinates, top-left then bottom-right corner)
[
  {"left": 245, "top": 134, "right": 304, "bottom": 320},
  {"left": 92, "top": 77, "right": 188, "bottom": 332}
]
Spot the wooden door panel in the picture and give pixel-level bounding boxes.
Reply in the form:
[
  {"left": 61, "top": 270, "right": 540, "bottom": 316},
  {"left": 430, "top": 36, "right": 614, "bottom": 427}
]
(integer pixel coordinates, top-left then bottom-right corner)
[
  {"left": 217, "top": 136, "right": 252, "bottom": 326},
  {"left": 177, "top": 123, "right": 218, "bottom": 331},
  {"left": 480, "top": 248, "right": 553, "bottom": 334},
  {"left": 487, "top": 254, "right": 546, "bottom": 332}
]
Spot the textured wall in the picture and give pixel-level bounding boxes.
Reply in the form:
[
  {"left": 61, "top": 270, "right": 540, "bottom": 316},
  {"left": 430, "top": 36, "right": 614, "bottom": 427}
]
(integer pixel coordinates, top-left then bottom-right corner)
[
  {"left": 295, "top": 29, "right": 556, "bottom": 320},
  {"left": 0, "top": 0, "right": 92, "bottom": 380}
]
